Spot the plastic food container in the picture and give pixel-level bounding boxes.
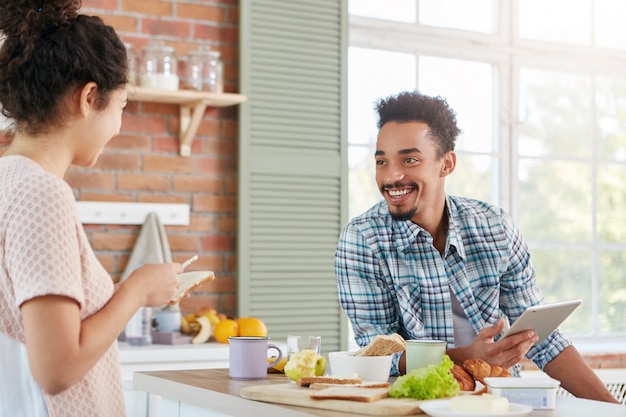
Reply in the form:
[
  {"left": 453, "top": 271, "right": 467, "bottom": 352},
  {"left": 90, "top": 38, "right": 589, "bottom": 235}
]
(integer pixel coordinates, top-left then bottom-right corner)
[{"left": 484, "top": 377, "right": 560, "bottom": 409}]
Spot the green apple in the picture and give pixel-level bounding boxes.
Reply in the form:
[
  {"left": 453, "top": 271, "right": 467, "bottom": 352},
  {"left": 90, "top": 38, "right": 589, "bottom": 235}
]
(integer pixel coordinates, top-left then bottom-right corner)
[{"left": 284, "top": 349, "right": 327, "bottom": 381}]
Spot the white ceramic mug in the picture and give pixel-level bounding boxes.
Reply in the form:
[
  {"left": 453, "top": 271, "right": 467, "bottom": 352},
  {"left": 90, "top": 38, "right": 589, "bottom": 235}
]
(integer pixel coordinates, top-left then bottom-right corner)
[
  {"left": 228, "top": 336, "right": 282, "bottom": 380},
  {"left": 405, "top": 339, "right": 446, "bottom": 373}
]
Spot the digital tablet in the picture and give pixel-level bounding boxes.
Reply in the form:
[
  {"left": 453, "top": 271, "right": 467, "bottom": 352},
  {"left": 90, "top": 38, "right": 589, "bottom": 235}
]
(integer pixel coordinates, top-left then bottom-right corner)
[{"left": 500, "top": 299, "right": 582, "bottom": 345}]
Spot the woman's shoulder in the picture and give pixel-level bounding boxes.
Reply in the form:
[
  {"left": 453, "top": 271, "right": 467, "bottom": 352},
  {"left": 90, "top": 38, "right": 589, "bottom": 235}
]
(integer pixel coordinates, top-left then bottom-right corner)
[{"left": 1, "top": 156, "right": 75, "bottom": 207}]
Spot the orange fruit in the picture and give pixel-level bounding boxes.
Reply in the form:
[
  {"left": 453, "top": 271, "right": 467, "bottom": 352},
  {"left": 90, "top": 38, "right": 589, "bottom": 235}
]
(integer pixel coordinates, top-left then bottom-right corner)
[
  {"left": 236, "top": 317, "right": 268, "bottom": 337},
  {"left": 213, "top": 319, "right": 238, "bottom": 343}
]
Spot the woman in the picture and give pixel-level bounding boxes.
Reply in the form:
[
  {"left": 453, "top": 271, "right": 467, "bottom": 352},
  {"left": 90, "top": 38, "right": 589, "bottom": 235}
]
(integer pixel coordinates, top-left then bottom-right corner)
[{"left": 0, "top": 1, "right": 181, "bottom": 415}]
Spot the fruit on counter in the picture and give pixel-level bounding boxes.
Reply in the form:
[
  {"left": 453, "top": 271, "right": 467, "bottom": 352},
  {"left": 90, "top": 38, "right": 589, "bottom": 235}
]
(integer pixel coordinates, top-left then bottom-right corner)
[
  {"left": 191, "top": 315, "right": 212, "bottom": 344},
  {"left": 284, "top": 349, "right": 327, "bottom": 382},
  {"left": 236, "top": 317, "right": 268, "bottom": 337},
  {"left": 450, "top": 393, "right": 509, "bottom": 413},
  {"left": 389, "top": 355, "right": 460, "bottom": 400},
  {"left": 267, "top": 356, "right": 288, "bottom": 373},
  {"left": 213, "top": 319, "right": 239, "bottom": 343}
]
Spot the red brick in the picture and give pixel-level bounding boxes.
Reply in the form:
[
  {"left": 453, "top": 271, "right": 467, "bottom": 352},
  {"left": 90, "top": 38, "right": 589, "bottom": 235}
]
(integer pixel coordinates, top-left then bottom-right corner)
[
  {"left": 144, "top": 155, "right": 194, "bottom": 173},
  {"left": 100, "top": 14, "right": 139, "bottom": 32},
  {"left": 117, "top": 173, "right": 170, "bottom": 191},
  {"left": 168, "top": 235, "right": 201, "bottom": 252},
  {"left": 193, "top": 194, "right": 236, "bottom": 213},
  {"left": 217, "top": 216, "right": 236, "bottom": 233},
  {"left": 177, "top": 4, "right": 223, "bottom": 22},
  {"left": 92, "top": 232, "right": 136, "bottom": 251},
  {"left": 172, "top": 175, "right": 223, "bottom": 193},
  {"left": 196, "top": 157, "right": 237, "bottom": 175},
  {"left": 202, "top": 235, "right": 236, "bottom": 252},
  {"left": 153, "top": 136, "right": 182, "bottom": 153},
  {"left": 122, "top": 113, "right": 168, "bottom": 134},
  {"left": 107, "top": 134, "right": 151, "bottom": 152},
  {"left": 142, "top": 18, "right": 191, "bottom": 37},
  {"left": 65, "top": 171, "right": 115, "bottom": 190},
  {"left": 137, "top": 194, "right": 189, "bottom": 204},
  {"left": 78, "top": 193, "right": 134, "bottom": 202},
  {"left": 82, "top": 0, "right": 118, "bottom": 10},
  {"left": 123, "top": 0, "right": 172, "bottom": 16},
  {"left": 95, "top": 153, "right": 141, "bottom": 171},
  {"left": 186, "top": 214, "right": 216, "bottom": 233}
]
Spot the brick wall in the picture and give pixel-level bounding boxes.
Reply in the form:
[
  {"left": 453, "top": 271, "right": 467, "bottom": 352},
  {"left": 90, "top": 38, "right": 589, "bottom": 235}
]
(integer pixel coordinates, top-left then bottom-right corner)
[{"left": 73, "top": 0, "right": 241, "bottom": 317}]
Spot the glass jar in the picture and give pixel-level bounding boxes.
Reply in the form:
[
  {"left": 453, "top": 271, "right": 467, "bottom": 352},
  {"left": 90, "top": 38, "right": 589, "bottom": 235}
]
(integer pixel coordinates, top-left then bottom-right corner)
[
  {"left": 185, "top": 45, "right": 223, "bottom": 93},
  {"left": 124, "top": 42, "right": 137, "bottom": 86},
  {"left": 138, "top": 40, "right": 179, "bottom": 91}
]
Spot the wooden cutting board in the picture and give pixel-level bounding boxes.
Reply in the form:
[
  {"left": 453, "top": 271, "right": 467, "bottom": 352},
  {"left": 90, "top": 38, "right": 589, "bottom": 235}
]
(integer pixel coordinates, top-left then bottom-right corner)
[{"left": 240, "top": 383, "right": 427, "bottom": 416}]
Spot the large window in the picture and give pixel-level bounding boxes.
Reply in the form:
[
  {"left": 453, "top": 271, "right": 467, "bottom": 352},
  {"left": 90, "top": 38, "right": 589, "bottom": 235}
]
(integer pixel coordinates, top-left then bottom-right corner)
[{"left": 348, "top": 0, "right": 626, "bottom": 345}]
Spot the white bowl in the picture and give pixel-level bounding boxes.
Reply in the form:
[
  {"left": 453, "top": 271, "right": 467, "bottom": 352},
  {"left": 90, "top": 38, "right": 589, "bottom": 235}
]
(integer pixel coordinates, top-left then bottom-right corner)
[{"left": 328, "top": 351, "right": 392, "bottom": 382}]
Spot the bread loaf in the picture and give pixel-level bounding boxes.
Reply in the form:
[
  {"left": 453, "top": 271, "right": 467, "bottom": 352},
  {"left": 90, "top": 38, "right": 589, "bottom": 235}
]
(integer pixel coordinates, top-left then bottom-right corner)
[
  {"left": 297, "top": 376, "right": 362, "bottom": 387},
  {"left": 308, "top": 381, "right": 390, "bottom": 390},
  {"left": 168, "top": 271, "right": 215, "bottom": 305},
  {"left": 310, "top": 387, "right": 390, "bottom": 402},
  {"left": 352, "top": 333, "right": 406, "bottom": 356}
]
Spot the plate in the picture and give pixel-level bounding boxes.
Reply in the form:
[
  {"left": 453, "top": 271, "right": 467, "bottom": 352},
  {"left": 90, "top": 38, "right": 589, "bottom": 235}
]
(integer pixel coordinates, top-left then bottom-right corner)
[{"left": 420, "top": 399, "right": 533, "bottom": 417}]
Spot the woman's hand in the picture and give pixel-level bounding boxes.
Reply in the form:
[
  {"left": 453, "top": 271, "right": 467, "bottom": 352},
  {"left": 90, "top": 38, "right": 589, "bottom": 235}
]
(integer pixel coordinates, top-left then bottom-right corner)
[{"left": 126, "top": 263, "right": 182, "bottom": 307}]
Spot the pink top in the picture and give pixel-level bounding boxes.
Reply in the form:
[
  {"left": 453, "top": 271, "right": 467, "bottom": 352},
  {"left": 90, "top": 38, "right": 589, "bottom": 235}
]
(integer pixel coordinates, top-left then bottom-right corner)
[{"left": 0, "top": 156, "right": 125, "bottom": 416}]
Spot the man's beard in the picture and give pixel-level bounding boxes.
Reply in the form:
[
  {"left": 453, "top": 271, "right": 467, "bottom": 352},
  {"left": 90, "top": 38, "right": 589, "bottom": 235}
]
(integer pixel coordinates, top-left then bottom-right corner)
[{"left": 390, "top": 206, "right": 416, "bottom": 222}]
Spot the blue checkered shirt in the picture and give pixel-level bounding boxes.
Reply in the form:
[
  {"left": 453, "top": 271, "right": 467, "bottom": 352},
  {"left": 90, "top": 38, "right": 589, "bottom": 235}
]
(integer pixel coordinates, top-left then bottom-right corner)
[{"left": 335, "top": 195, "right": 571, "bottom": 375}]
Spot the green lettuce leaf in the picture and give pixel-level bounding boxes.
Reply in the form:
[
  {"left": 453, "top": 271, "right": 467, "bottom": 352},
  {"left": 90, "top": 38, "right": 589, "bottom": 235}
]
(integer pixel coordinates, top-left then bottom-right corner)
[{"left": 388, "top": 355, "right": 460, "bottom": 400}]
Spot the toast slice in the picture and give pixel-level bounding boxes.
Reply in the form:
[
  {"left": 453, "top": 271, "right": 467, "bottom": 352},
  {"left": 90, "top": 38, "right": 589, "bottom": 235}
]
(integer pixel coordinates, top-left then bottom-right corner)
[
  {"left": 308, "top": 381, "right": 390, "bottom": 390},
  {"left": 168, "top": 271, "right": 215, "bottom": 305},
  {"left": 352, "top": 333, "right": 406, "bottom": 356},
  {"left": 310, "top": 387, "right": 390, "bottom": 402},
  {"left": 297, "top": 375, "right": 362, "bottom": 387}
]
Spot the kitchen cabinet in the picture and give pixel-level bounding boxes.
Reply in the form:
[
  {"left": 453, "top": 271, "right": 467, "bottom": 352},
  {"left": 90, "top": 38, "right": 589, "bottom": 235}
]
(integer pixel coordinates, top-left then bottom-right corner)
[
  {"left": 119, "top": 342, "right": 229, "bottom": 417},
  {"left": 127, "top": 86, "right": 246, "bottom": 157}
]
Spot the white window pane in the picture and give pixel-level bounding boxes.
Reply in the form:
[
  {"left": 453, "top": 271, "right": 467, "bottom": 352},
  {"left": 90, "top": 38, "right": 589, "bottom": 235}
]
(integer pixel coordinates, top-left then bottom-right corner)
[
  {"left": 518, "top": 0, "right": 591, "bottom": 45},
  {"left": 348, "top": 47, "right": 416, "bottom": 146},
  {"left": 348, "top": 47, "right": 416, "bottom": 218},
  {"left": 349, "top": 0, "right": 416, "bottom": 23},
  {"left": 518, "top": 68, "right": 592, "bottom": 158},
  {"left": 595, "top": 0, "right": 626, "bottom": 50},
  {"left": 596, "top": 76, "right": 626, "bottom": 162},
  {"left": 419, "top": 0, "right": 496, "bottom": 33},
  {"left": 518, "top": 158, "right": 592, "bottom": 243},
  {"left": 418, "top": 56, "right": 494, "bottom": 154},
  {"left": 446, "top": 154, "right": 498, "bottom": 204}
]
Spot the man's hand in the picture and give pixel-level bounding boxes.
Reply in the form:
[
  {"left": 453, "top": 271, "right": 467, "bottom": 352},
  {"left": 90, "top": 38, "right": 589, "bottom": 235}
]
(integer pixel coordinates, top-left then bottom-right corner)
[{"left": 447, "top": 318, "right": 538, "bottom": 368}]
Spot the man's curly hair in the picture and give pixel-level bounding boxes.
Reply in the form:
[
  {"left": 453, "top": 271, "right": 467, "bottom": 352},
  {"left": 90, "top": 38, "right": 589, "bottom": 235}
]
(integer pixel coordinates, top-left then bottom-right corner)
[{"left": 375, "top": 91, "right": 461, "bottom": 157}]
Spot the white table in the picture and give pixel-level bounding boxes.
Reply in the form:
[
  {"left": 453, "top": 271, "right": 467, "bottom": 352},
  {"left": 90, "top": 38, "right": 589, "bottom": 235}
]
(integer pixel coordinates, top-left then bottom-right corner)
[{"left": 134, "top": 368, "right": 626, "bottom": 417}]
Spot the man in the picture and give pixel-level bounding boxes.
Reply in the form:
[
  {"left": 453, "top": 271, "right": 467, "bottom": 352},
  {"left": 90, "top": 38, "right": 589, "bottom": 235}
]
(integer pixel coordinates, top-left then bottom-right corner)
[{"left": 335, "top": 91, "right": 617, "bottom": 402}]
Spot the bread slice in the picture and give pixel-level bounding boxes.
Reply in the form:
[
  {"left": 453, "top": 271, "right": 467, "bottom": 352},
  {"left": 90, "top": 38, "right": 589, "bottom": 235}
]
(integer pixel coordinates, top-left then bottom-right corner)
[
  {"left": 310, "top": 387, "right": 390, "bottom": 402},
  {"left": 352, "top": 333, "right": 406, "bottom": 356},
  {"left": 297, "top": 376, "right": 362, "bottom": 387},
  {"left": 308, "top": 381, "right": 390, "bottom": 390},
  {"left": 168, "top": 271, "right": 215, "bottom": 305}
]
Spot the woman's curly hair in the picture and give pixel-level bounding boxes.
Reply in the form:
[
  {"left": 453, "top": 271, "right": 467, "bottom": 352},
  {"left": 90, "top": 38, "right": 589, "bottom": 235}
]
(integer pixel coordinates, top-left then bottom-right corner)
[
  {"left": 0, "top": 0, "right": 128, "bottom": 134},
  {"left": 375, "top": 91, "right": 461, "bottom": 157}
]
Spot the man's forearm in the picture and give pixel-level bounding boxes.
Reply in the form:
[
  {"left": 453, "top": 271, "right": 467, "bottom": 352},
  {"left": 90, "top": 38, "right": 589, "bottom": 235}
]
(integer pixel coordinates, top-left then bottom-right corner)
[{"left": 544, "top": 345, "right": 618, "bottom": 403}]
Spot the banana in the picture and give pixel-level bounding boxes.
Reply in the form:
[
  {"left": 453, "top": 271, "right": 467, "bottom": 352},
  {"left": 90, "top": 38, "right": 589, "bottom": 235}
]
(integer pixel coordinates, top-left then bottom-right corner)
[
  {"left": 268, "top": 356, "right": 288, "bottom": 373},
  {"left": 191, "top": 315, "right": 212, "bottom": 344}
]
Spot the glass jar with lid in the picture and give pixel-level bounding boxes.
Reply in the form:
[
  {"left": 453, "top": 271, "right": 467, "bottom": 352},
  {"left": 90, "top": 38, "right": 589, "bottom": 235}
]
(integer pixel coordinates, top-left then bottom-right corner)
[
  {"left": 138, "top": 40, "right": 179, "bottom": 91},
  {"left": 124, "top": 42, "right": 137, "bottom": 86},
  {"left": 185, "top": 45, "right": 223, "bottom": 93}
]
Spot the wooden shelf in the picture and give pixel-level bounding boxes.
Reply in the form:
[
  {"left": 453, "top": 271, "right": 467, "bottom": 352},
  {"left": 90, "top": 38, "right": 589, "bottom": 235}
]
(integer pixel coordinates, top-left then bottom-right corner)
[{"left": 127, "top": 86, "right": 247, "bottom": 156}]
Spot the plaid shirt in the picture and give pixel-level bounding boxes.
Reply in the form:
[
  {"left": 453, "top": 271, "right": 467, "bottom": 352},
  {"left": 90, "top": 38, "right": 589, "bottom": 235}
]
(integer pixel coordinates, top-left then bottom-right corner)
[{"left": 335, "top": 195, "right": 571, "bottom": 375}]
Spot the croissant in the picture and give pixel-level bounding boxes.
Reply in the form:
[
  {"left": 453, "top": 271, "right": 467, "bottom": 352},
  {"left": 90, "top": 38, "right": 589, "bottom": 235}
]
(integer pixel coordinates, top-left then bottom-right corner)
[
  {"left": 450, "top": 364, "right": 476, "bottom": 391},
  {"left": 462, "top": 358, "right": 512, "bottom": 386}
]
